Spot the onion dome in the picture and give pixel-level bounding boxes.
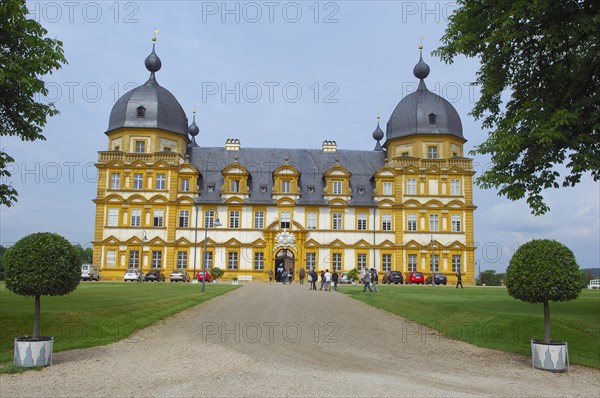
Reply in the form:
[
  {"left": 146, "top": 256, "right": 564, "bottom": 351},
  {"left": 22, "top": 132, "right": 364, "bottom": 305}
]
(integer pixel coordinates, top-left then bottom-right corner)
[
  {"left": 106, "top": 38, "right": 188, "bottom": 136},
  {"left": 385, "top": 46, "right": 463, "bottom": 143},
  {"left": 372, "top": 116, "right": 384, "bottom": 151},
  {"left": 188, "top": 109, "right": 200, "bottom": 147}
]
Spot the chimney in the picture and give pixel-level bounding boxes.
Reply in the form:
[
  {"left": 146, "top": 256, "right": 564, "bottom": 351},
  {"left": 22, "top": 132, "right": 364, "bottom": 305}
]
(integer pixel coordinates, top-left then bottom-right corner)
[
  {"left": 322, "top": 140, "right": 337, "bottom": 152},
  {"left": 225, "top": 138, "right": 240, "bottom": 151}
]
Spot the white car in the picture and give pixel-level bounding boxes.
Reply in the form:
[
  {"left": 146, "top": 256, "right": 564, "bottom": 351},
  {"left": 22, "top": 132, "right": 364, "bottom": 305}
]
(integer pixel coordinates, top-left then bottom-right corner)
[
  {"left": 124, "top": 269, "right": 143, "bottom": 282},
  {"left": 81, "top": 264, "right": 100, "bottom": 281}
]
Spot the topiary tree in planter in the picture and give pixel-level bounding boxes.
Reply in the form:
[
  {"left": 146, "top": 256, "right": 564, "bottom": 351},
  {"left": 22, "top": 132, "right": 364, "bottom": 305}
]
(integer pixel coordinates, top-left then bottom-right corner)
[
  {"left": 209, "top": 267, "right": 224, "bottom": 282},
  {"left": 505, "top": 239, "right": 581, "bottom": 371},
  {"left": 4, "top": 232, "right": 81, "bottom": 366}
]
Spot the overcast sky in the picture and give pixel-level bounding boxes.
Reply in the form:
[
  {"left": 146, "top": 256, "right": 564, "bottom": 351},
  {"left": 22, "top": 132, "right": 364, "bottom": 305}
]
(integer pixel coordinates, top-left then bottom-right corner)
[{"left": 2, "top": 1, "right": 598, "bottom": 273}]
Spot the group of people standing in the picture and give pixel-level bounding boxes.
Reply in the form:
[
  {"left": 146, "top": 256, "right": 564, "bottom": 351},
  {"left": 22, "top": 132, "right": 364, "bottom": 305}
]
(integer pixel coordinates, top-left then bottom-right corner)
[
  {"left": 267, "top": 268, "right": 340, "bottom": 291},
  {"left": 361, "top": 267, "right": 379, "bottom": 292}
]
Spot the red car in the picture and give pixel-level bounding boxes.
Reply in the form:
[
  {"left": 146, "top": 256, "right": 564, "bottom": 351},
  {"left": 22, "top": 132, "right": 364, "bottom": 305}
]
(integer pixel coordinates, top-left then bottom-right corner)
[
  {"left": 406, "top": 271, "right": 425, "bottom": 285},
  {"left": 196, "top": 271, "right": 213, "bottom": 282}
]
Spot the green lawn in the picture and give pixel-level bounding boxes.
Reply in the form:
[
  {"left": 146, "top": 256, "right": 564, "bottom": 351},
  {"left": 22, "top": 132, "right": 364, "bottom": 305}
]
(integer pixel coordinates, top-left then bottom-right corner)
[
  {"left": 0, "top": 282, "right": 238, "bottom": 365},
  {"left": 339, "top": 285, "right": 600, "bottom": 368}
]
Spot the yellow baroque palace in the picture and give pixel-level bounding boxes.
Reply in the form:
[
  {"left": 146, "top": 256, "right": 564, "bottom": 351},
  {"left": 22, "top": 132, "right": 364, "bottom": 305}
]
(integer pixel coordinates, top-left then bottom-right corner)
[{"left": 92, "top": 41, "right": 476, "bottom": 284}]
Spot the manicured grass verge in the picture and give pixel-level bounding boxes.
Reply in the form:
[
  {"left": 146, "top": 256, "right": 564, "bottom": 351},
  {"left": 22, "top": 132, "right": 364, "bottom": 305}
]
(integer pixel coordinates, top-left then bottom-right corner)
[
  {"left": 339, "top": 285, "right": 600, "bottom": 368},
  {"left": 0, "top": 282, "right": 238, "bottom": 367}
]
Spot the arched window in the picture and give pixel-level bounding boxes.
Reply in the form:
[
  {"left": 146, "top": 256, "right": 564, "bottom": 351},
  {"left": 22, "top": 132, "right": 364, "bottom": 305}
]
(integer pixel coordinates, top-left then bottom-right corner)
[
  {"left": 137, "top": 106, "right": 146, "bottom": 118},
  {"left": 428, "top": 113, "right": 437, "bottom": 125}
]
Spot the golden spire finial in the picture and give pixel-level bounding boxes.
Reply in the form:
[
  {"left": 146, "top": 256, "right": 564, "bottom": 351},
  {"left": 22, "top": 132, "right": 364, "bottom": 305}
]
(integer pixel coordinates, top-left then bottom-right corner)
[
  {"left": 192, "top": 106, "right": 197, "bottom": 115},
  {"left": 376, "top": 111, "right": 381, "bottom": 121},
  {"left": 419, "top": 36, "right": 424, "bottom": 50},
  {"left": 152, "top": 28, "right": 159, "bottom": 43}
]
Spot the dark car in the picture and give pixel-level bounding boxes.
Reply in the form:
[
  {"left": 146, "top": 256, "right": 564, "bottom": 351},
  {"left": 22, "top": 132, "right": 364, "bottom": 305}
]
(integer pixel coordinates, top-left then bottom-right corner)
[
  {"left": 145, "top": 270, "right": 166, "bottom": 282},
  {"left": 385, "top": 271, "right": 404, "bottom": 284},
  {"left": 426, "top": 273, "right": 448, "bottom": 285},
  {"left": 406, "top": 271, "right": 425, "bottom": 285}
]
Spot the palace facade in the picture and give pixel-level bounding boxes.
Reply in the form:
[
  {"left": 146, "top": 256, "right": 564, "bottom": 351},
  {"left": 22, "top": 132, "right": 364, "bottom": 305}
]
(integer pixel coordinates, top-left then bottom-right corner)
[{"left": 92, "top": 40, "right": 476, "bottom": 284}]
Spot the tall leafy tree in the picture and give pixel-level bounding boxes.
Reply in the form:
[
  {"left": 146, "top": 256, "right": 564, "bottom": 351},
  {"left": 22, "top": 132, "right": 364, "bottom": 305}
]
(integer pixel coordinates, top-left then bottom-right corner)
[
  {"left": 0, "top": 0, "right": 67, "bottom": 206},
  {"left": 434, "top": 0, "right": 600, "bottom": 215}
]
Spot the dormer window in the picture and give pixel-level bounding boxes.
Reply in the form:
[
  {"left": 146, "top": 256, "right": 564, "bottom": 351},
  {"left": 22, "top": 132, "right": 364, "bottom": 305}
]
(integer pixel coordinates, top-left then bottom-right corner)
[
  {"left": 357, "top": 187, "right": 365, "bottom": 195},
  {"left": 307, "top": 186, "right": 315, "bottom": 193},
  {"left": 260, "top": 185, "right": 267, "bottom": 193},
  {"left": 207, "top": 184, "right": 215, "bottom": 192},
  {"left": 137, "top": 106, "right": 146, "bottom": 118},
  {"left": 428, "top": 113, "right": 437, "bottom": 125}
]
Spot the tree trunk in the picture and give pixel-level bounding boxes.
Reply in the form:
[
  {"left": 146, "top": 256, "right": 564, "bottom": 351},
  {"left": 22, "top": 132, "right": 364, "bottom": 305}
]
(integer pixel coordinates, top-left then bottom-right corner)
[
  {"left": 33, "top": 295, "right": 41, "bottom": 339},
  {"left": 543, "top": 299, "right": 551, "bottom": 343}
]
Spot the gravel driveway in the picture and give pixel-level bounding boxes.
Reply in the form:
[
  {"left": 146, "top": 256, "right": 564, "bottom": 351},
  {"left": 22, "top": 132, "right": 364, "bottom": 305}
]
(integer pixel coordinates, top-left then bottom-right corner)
[{"left": 1, "top": 283, "right": 599, "bottom": 397}]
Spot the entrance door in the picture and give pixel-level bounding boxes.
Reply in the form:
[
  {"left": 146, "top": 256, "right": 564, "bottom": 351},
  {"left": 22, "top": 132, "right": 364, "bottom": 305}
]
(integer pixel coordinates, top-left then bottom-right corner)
[{"left": 275, "top": 249, "right": 295, "bottom": 282}]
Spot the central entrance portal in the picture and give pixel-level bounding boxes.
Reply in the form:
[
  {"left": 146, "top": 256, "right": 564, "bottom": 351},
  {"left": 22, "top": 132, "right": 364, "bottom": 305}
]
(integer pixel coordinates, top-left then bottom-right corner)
[{"left": 275, "top": 249, "right": 295, "bottom": 282}]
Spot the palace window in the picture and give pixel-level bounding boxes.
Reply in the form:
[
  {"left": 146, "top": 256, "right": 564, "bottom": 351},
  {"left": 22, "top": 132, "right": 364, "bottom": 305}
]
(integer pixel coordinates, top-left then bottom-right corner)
[
  {"left": 307, "top": 212, "right": 317, "bottom": 229},
  {"left": 280, "top": 211, "right": 291, "bottom": 229},
  {"left": 332, "top": 253, "right": 342, "bottom": 271},
  {"left": 429, "top": 214, "right": 439, "bottom": 231},
  {"left": 130, "top": 208, "right": 141, "bottom": 227},
  {"left": 181, "top": 178, "right": 190, "bottom": 192},
  {"left": 151, "top": 251, "right": 162, "bottom": 268},
  {"left": 406, "top": 178, "right": 417, "bottom": 195},
  {"left": 450, "top": 179, "right": 461, "bottom": 196},
  {"left": 229, "top": 210, "right": 240, "bottom": 228},
  {"left": 407, "top": 213, "right": 417, "bottom": 231},
  {"left": 260, "top": 185, "right": 268, "bottom": 193},
  {"left": 254, "top": 252, "right": 265, "bottom": 270},
  {"left": 382, "top": 213, "right": 392, "bottom": 231},
  {"left": 451, "top": 214, "right": 462, "bottom": 232},
  {"left": 133, "top": 173, "right": 143, "bottom": 190},
  {"left": 153, "top": 209, "right": 164, "bottom": 227},
  {"left": 177, "top": 251, "right": 187, "bottom": 269},
  {"left": 383, "top": 181, "right": 393, "bottom": 195},
  {"left": 428, "top": 113, "right": 437, "bottom": 125},
  {"left": 179, "top": 210, "right": 189, "bottom": 228},
  {"left": 382, "top": 254, "right": 392, "bottom": 273},
  {"left": 228, "top": 252, "right": 239, "bottom": 270},
  {"left": 306, "top": 252, "right": 316, "bottom": 271},
  {"left": 203, "top": 251, "right": 213, "bottom": 268},
  {"left": 108, "top": 208, "right": 119, "bottom": 226},
  {"left": 110, "top": 173, "right": 120, "bottom": 189},
  {"left": 136, "top": 106, "right": 145, "bottom": 118},
  {"left": 427, "top": 146, "right": 438, "bottom": 159},
  {"left": 135, "top": 141, "right": 145, "bottom": 153},
  {"left": 357, "top": 254, "right": 367, "bottom": 272},
  {"left": 452, "top": 255, "right": 461, "bottom": 273},
  {"left": 332, "top": 212, "right": 342, "bottom": 230},
  {"left": 307, "top": 186, "right": 315, "bottom": 194},
  {"left": 106, "top": 250, "right": 116, "bottom": 265},
  {"left": 430, "top": 254, "right": 440, "bottom": 272},
  {"left": 408, "top": 254, "right": 417, "bottom": 272},
  {"left": 254, "top": 211, "right": 264, "bottom": 229},
  {"left": 128, "top": 250, "right": 139, "bottom": 268},
  {"left": 357, "top": 212, "right": 367, "bottom": 230},
  {"left": 155, "top": 174, "right": 166, "bottom": 190},
  {"left": 204, "top": 210, "right": 215, "bottom": 228},
  {"left": 231, "top": 179, "right": 240, "bottom": 193},
  {"left": 333, "top": 180, "right": 342, "bottom": 195},
  {"left": 282, "top": 180, "right": 291, "bottom": 193}
]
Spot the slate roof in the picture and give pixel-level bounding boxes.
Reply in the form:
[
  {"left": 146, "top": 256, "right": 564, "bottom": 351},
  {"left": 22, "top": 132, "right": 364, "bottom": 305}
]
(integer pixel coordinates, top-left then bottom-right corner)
[{"left": 188, "top": 147, "right": 386, "bottom": 206}]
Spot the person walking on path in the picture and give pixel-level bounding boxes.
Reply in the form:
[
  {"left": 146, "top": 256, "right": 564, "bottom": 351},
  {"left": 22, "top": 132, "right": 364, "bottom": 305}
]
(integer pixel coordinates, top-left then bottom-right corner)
[
  {"left": 324, "top": 269, "right": 332, "bottom": 291},
  {"left": 362, "top": 268, "right": 373, "bottom": 292},
  {"left": 282, "top": 270, "right": 287, "bottom": 284},
  {"left": 310, "top": 269, "right": 318, "bottom": 290},
  {"left": 319, "top": 270, "right": 326, "bottom": 290},
  {"left": 288, "top": 269, "right": 293, "bottom": 284},
  {"left": 268, "top": 269, "right": 273, "bottom": 284},
  {"left": 456, "top": 271, "right": 463, "bottom": 289},
  {"left": 370, "top": 268, "right": 379, "bottom": 292},
  {"left": 299, "top": 267, "right": 306, "bottom": 285},
  {"left": 331, "top": 270, "right": 339, "bottom": 291}
]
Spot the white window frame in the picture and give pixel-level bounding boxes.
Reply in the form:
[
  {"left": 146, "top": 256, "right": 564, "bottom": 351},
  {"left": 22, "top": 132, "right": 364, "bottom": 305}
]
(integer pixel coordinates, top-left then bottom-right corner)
[
  {"left": 231, "top": 179, "right": 240, "bottom": 193},
  {"left": 110, "top": 173, "right": 120, "bottom": 189},
  {"left": 450, "top": 179, "right": 461, "bottom": 196},
  {"left": 254, "top": 252, "right": 264, "bottom": 270},
  {"left": 133, "top": 173, "right": 143, "bottom": 190},
  {"left": 429, "top": 214, "right": 439, "bottom": 232},
  {"left": 407, "top": 213, "right": 417, "bottom": 231},
  {"left": 106, "top": 250, "right": 116, "bottom": 265},
  {"left": 332, "top": 212, "right": 342, "bottom": 230},
  {"left": 228, "top": 252, "right": 239, "bottom": 270},
  {"left": 307, "top": 212, "right": 317, "bottom": 230},
  {"left": 382, "top": 213, "right": 392, "bottom": 231},
  {"left": 332, "top": 180, "right": 342, "bottom": 195},
  {"left": 130, "top": 208, "right": 141, "bottom": 227},
  {"left": 357, "top": 254, "right": 367, "bottom": 271},
  {"left": 408, "top": 254, "right": 417, "bottom": 272},
  {"left": 406, "top": 178, "right": 417, "bottom": 195},
  {"left": 229, "top": 210, "right": 240, "bottom": 228},
  {"left": 128, "top": 250, "right": 139, "bottom": 268},
  {"left": 383, "top": 181, "right": 393, "bottom": 195},
  {"left": 135, "top": 141, "right": 145, "bottom": 153},
  {"left": 306, "top": 252, "right": 316, "bottom": 270},
  {"left": 430, "top": 254, "right": 440, "bottom": 272},
  {"left": 451, "top": 214, "right": 461, "bottom": 232},
  {"left": 428, "top": 146, "right": 438, "bottom": 159},
  {"left": 177, "top": 251, "right": 187, "bottom": 269},
  {"left": 155, "top": 174, "right": 166, "bottom": 190},
  {"left": 108, "top": 208, "right": 119, "bottom": 226},
  {"left": 153, "top": 209, "right": 164, "bottom": 227},
  {"left": 452, "top": 255, "right": 461, "bottom": 273},
  {"left": 281, "top": 180, "right": 291, "bottom": 193},
  {"left": 151, "top": 251, "right": 162, "bottom": 268},
  {"left": 280, "top": 211, "right": 291, "bottom": 229},
  {"left": 204, "top": 210, "right": 215, "bottom": 228},
  {"left": 357, "top": 212, "right": 367, "bottom": 230},
  {"left": 179, "top": 210, "right": 189, "bottom": 228},
  {"left": 254, "top": 211, "right": 264, "bottom": 229},
  {"left": 332, "top": 253, "right": 342, "bottom": 271},
  {"left": 181, "top": 178, "right": 190, "bottom": 192},
  {"left": 382, "top": 254, "right": 392, "bottom": 272},
  {"left": 204, "top": 251, "right": 214, "bottom": 269}
]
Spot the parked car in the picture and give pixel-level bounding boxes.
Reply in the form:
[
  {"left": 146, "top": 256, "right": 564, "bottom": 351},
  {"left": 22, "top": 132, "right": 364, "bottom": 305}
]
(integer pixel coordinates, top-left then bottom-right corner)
[
  {"left": 145, "top": 270, "right": 166, "bottom": 282},
  {"left": 170, "top": 270, "right": 190, "bottom": 282},
  {"left": 426, "top": 273, "right": 448, "bottom": 285},
  {"left": 385, "top": 271, "right": 404, "bottom": 284},
  {"left": 195, "top": 271, "right": 213, "bottom": 282},
  {"left": 339, "top": 272, "right": 354, "bottom": 284},
  {"left": 406, "top": 271, "right": 425, "bottom": 285},
  {"left": 81, "top": 264, "right": 100, "bottom": 281},
  {"left": 124, "top": 269, "right": 143, "bottom": 282}
]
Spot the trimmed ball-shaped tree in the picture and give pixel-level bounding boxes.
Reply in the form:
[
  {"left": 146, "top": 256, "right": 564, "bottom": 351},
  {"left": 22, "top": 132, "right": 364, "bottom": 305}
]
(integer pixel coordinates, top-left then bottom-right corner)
[
  {"left": 4, "top": 233, "right": 81, "bottom": 339},
  {"left": 505, "top": 239, "right": 581, "bottom": 343}
]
